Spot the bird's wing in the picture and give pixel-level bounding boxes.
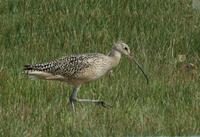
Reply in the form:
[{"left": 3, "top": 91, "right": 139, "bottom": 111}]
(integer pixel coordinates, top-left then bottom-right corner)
[{"left": 24, "top": 53, "right": 105, "bottom": 79}]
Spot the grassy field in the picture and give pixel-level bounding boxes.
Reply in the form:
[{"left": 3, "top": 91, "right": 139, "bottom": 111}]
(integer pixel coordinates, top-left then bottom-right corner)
[{"left": 0, "top": 0, "right": 200, "bottom": 136}]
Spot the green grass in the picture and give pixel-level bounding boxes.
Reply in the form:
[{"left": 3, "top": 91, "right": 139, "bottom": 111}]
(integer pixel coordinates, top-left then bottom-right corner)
[{"left": 0, "top": 0, "right": 200, "bottom": 136}]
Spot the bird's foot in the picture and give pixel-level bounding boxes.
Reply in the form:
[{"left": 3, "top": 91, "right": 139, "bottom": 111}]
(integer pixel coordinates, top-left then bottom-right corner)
[
  {"left": 68, "top": 97, "right": 112, "bottom": 111},
  {"left": 69, "top": 96, "right": 77, "bottom": 112},
  {"left": 94, "top": 101, "right": 112, "bottom": 108}
]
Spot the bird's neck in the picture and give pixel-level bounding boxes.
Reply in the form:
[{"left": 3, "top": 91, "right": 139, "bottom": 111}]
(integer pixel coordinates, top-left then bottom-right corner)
[
  {"left": 108, "top": 49, "right": 122, "bottom": 59},
  {"left": 108, "top": 49, "right": 122, "bottom": 68}
]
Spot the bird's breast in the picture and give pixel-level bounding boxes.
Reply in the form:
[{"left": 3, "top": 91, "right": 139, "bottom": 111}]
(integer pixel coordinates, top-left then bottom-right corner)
[
  {"left": 82, "top": 57, "right": 119, "bottom": 80},
  {"left": 65, "top": 55, "right": 121, "bottom": 86}
]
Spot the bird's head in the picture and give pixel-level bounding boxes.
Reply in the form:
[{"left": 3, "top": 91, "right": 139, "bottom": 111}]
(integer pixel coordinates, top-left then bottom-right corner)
[
  {"left": 113, "top": 41, "right": 149, "bottom": 84},
  {"left": 113, "top": 41, "right": 131, "bottom": 56}
]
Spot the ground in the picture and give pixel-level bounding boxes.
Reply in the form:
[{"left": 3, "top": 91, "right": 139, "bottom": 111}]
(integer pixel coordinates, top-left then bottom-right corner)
[{"left": 0, "top": 0, "right": 200, "bottom": 136}]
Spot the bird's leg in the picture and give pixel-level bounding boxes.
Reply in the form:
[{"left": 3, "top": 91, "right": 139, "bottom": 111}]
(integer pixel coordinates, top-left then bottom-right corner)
[
  {"left": 69, "top": 86, "right": 111, "bottom": 110},
  {"left": 69, "top": 87, "right": 79, "bottom": 111},
  {"left": 77, "top": 99, "right": 112, "bottom": 108},
  {"left": 108, "top": 70, "right": 114, "bottom": 78}
]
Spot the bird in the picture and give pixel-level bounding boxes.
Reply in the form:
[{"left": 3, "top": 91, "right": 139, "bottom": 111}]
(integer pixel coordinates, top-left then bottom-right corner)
[{"left": 24, "top": 41, "right": 148, "bottom": 111}]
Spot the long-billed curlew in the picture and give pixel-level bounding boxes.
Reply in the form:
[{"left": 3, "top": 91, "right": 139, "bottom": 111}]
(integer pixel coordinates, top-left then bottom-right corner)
[{"left": 24, "top": 41, "right": 148, "bottom": 111}]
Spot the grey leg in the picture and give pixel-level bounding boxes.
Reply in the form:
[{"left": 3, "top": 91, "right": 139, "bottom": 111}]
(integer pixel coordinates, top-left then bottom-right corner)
[
  {"left": 69, "top": 87, "right": 79, "bottom": 111},
  {"left": 77, "top": 99, "right": 112, "bottom": 108},
  {"left": 69, "top": 86, "right": 111, "bottom": 111}
]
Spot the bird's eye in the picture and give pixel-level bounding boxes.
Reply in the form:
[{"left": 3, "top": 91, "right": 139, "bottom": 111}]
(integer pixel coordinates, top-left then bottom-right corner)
[{"left": 124, "top": 47, "right": 128, "bottom": 51}]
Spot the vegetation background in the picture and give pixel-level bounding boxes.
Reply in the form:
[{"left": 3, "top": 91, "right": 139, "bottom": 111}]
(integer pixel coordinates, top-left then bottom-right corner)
[{"left": 0, "top": 0, "right": 200, "bottom": 136}]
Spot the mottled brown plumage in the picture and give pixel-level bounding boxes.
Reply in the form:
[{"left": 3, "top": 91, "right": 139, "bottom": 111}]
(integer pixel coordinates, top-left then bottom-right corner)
[{"left": 24, "top": 41, "right": 148, "bottom": 111}]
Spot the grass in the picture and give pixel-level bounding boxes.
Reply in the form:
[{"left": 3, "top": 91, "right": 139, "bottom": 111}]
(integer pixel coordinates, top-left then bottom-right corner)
[{"left": 0, "top": 0, "right": 200, "bottom": 136}]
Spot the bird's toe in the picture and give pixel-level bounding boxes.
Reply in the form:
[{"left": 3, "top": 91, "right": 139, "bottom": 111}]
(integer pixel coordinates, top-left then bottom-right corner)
[{"left": 96, "top": 101, "right": 112, "bottom": 108}]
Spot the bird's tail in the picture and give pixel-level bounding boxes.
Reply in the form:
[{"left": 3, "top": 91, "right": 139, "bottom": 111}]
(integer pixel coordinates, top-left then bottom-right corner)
[
  {"left": 23, "top": 64, "right": 55, "bottom": 80},
  {"left": 24, "top": 63, "right": 50, "bottom": 71}
]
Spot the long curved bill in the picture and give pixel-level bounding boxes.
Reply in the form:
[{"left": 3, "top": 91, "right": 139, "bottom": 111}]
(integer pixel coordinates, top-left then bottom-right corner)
[{"left": 128, "top": 55, "right": 149, "bottom": 84}]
